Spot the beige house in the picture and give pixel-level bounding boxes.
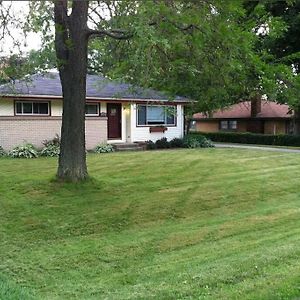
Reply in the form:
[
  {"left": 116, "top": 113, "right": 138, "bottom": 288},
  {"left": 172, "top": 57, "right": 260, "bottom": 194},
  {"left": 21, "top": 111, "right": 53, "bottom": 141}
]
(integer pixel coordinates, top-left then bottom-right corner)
[
  {"left": 192, "top": 99, "right": 294, "bottom": 135},
  {"left": 0, "top": 72, "right": 190, "bottom": 150}
]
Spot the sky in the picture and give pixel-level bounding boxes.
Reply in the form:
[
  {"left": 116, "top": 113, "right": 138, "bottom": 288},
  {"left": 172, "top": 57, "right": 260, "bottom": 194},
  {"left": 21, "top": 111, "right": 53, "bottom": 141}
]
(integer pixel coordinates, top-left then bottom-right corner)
[
  {"left": 0, "top": 1, "right": 41, "bottom": 55},
  {"left": 0, "top": 0, "right": 111, "bottom": 56}
]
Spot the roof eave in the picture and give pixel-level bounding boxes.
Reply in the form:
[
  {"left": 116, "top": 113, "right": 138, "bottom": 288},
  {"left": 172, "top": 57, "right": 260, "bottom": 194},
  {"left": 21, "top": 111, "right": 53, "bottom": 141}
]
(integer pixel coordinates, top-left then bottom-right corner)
[{"left": 0, "top": 94, "right": 192, "bottom": 105}]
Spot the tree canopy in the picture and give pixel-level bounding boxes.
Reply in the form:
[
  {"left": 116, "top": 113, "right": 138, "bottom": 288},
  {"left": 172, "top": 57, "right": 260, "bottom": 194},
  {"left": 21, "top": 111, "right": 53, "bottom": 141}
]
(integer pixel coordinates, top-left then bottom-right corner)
[
  {"left": 2, "top": 1, "right": 298, "bottom": 111},
  {"left": 1, "top": 0, "right": 300, "bottom": 180}
]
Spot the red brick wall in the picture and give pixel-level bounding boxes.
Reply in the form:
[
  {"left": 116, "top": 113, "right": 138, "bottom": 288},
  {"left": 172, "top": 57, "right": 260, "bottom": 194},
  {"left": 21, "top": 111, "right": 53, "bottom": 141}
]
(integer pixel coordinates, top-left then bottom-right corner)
[
  {"left": 264, "top": 120, "right": 287, "bottom": 134},
  {"left": 196, "top": 121, "right": 219, "bottom": 132}
]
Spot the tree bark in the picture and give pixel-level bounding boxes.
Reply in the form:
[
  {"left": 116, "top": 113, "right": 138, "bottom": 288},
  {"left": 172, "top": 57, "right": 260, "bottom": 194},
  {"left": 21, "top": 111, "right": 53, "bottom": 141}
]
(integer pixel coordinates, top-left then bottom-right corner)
[
  {"left": 54, "top": 0, "right": 89, "bottom": 182},
  {"left": 53, "top": 0, "right": 132, "bottom": 182}
]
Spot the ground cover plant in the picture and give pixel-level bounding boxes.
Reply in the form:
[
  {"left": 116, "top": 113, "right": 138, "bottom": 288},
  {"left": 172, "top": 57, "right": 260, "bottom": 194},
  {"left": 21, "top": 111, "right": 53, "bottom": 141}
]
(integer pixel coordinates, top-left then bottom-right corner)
[
  {"left": 1, "top": 149, "right": 300, "bottom": 299},
  {"left": 8, "top": 143, "right": 39, "bottom": 159},
  {"left": 40, "top": 135, "right": 61, "bottom": 157},
  {"left": 94, "top": 143, "right": 115, "bottom": 153},
  {"left": 0, "top": 146, "right": 6, "bottom": 157}
]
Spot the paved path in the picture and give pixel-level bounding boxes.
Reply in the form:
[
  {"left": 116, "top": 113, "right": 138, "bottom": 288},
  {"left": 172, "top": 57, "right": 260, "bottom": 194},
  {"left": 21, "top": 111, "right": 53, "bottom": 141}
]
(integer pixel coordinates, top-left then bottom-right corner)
[{"left": 214, "top": 143, "right": 300, "bottom": 153}]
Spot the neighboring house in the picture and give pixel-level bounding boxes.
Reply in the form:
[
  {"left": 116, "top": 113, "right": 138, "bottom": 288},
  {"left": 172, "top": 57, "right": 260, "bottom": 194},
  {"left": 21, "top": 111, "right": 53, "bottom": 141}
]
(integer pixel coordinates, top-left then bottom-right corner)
[
  {"left": 0, "top": 72, "right": 190, "bottom": 150},
  {"left": 192, "top": 99, "right": 294, "bottom": 135}
]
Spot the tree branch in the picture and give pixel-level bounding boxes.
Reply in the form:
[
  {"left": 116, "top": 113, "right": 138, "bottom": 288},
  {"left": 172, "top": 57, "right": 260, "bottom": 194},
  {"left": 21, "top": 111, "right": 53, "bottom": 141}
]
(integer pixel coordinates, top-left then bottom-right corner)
[
  {"left": 149, "top": 17, "right": 201, "bottom": 34},
  {"left": 87, "top": 28, "right": 133, "bottom": 40},
  {"left": 54, "top": 0, "right": 69, "bottom": 65}
]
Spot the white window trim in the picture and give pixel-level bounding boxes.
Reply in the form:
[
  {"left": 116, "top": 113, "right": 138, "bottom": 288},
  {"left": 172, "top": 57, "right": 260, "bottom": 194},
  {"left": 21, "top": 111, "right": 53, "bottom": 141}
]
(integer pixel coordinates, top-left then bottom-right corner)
[
  {"left": 136, "top": 104, "right": 177, "bottom": 127},
  {"left": 15, "top": 101, "right": 50, "bottom": 116}
]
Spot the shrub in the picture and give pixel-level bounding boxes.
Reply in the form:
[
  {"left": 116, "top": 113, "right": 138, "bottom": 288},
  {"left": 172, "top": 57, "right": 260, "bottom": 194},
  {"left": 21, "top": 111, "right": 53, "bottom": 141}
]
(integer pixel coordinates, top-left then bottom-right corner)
[
  {"left": 169, "top": 138, "right": 184, "bottom": 148},
  {"left": 155, "top": 137, "right": 170, "bottom": 149},
  {"left": 40, "top": 135, "right": 60, "bottom": 157},
  {"left": 191, "top": 132, "right": 300, "bottom": 147},
  {"left": 43, "top": 134, "right": 60, "bottom": 147},
  {"left": 146, "top": 136, "right": 214, "bottom": 150},
  {"left": 0, "top": 146, "right": 6, "bottom": 157},
  {"left": 94, "top": 143, "right": 115, "bottom": 153},
  {"left": 183, "top": 135, "right": 215, "bottom": 148},
  {"left": 9, "top": 143, "right": 39, "bottom": 159},
  {"left": 145, "top": 140, "right": 156, "bottom": 150}
]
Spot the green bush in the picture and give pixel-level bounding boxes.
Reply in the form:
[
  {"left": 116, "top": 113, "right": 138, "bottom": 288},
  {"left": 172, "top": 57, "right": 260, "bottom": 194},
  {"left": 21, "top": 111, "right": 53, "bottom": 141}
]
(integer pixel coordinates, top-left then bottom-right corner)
[
  {"left": 145, "top": 140, "right": 156, "bottom": 150},
  {"left": 183, "top": 135, "right": 215, "bottom": 148},
  {"left": 169, "top": 138, "right": 185, "bottom": 148},
  {"left": 191, "top": 132, "right": 300, "bottom": 147},
  {"left": 146, "top": 136, "right": 214, "bottom": 150},
  {"left": 94, "top": 143, "right": 115, "bottom": 153},
  {"left": 155, "top": 137, "right": 170, "bottom": 149},
  {"left": 40, "top": 135, "right": 60, "bottom": 157},
  {"left": 0, "top": 146, "right": 6, "bottom": 157},
  {"left": 9, "top": 143, "right": 39, "bottom": 159}
]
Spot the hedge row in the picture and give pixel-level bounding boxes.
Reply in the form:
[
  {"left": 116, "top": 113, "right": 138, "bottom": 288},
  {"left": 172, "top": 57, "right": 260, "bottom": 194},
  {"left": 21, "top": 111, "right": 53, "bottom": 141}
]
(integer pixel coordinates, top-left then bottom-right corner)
[
  {"left": 145, "top": 136, "right": 214, "bottom": 150},
  {"left": 189, "top": 132, "right": 300, "bottom": 147}
]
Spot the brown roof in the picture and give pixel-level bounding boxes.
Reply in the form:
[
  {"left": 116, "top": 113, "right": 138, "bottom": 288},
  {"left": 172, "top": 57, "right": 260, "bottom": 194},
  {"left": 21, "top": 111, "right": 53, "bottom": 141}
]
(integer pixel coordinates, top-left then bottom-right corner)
[{"left": 193, "top": 101, "right": 293, "bottom": 120}]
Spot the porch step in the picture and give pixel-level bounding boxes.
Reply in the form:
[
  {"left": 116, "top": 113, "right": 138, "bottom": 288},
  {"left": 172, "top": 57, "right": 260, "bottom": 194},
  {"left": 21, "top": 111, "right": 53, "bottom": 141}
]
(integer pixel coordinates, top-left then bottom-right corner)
[{"left": 112, "top": 143, "right": 145, "bottom": 152}]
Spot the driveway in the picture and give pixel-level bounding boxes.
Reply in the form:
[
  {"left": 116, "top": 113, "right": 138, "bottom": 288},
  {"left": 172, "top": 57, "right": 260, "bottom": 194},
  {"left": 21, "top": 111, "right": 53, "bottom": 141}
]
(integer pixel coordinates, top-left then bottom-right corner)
[{"left": 214, "top": 143, "right": 300, "bottom": 153}]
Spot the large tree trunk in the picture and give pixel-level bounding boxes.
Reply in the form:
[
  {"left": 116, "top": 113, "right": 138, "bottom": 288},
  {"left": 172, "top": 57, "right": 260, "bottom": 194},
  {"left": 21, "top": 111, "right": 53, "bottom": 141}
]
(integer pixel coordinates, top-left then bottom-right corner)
[{"left": 54, "top": 0, "right": 89, "bottom": 182}]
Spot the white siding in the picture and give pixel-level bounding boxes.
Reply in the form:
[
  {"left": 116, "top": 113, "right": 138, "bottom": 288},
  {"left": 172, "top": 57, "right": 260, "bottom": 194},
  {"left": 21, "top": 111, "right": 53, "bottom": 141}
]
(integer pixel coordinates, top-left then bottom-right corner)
[
  {"left": 0, "top": 99, "right": 14, "bottom": 116},
  {"left": 121, "top": 104, "right": 127, "bottom": 142},
  {"left": 100, "top": 102, "right": 107, "bottom": 114},
  {"left": 130, "top": 104, "right": 184, "bottom": 142},
  {"left": 51, "top": 100, "right": 63, "bottom": 116},
  {"left": 125, "top": 104, "right": 131, "bottom": 142}
]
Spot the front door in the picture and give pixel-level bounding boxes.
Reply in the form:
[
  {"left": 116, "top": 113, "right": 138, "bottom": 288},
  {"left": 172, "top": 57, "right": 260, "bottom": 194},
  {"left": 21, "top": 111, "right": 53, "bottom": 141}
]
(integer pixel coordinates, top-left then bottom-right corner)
[{"left": 107, "top": 103, "right": 122, "bottom": 139}]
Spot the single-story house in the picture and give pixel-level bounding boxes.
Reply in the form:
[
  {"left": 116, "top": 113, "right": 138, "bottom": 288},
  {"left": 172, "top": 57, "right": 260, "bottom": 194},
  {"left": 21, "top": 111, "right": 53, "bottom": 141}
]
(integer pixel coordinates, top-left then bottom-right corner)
[
  {"left": 0, "top": 72, "right": 190, "bottom": 150},
  {"left": 191, "top": 98, "right": 294, "bottom": 135}
]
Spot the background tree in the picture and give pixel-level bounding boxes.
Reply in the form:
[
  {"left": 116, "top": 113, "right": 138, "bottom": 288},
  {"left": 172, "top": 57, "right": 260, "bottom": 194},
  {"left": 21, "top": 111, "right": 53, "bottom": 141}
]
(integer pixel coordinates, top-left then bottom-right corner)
[
  {"left": 94, "top": 0, "right": 296, "bottom": 117},
  {"left": 244, "top": 0, "right": 300, "bottom": 132},
  {"left": 1, "top": 0, "right": 298, "bottom": 181}
]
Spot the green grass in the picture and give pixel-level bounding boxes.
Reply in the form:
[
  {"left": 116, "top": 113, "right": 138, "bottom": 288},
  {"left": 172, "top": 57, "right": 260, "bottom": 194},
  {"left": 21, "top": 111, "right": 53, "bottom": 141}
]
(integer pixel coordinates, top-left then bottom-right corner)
[{"left": 1, "top": 149, "right": 300, "bottom": 299}]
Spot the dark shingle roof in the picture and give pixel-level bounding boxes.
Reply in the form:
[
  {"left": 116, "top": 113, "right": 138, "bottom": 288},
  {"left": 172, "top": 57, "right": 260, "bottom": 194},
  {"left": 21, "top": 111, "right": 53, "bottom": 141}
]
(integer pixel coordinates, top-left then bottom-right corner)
[{"left": 0, "top": 72, "right": 189, "bottom": 102}]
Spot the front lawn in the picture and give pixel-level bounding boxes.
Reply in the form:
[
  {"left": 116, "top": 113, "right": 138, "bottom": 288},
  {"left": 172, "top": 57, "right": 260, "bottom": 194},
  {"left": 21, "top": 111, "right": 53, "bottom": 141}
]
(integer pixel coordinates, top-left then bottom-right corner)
[{"left": 1, "top": 149, "right": 300, "bottom": 299}]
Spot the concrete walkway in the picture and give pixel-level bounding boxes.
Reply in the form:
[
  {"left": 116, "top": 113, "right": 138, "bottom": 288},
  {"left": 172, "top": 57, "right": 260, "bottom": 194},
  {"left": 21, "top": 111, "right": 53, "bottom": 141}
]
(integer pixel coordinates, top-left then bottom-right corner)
[{"left": 214, "top": 143, "right": 300, "bottom": 153}]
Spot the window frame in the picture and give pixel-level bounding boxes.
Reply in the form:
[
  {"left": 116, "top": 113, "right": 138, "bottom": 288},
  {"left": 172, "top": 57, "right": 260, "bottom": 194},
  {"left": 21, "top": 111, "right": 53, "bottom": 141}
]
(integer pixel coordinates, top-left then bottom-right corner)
[
  {"left": 219, "top": 120, "right": 238, "bottom": 131},
  {"left": 15, "top": 101, "right": 50, "bottom": 116},
  {"left": 136, "top": 104, "right": 177, "bottom": 127},
  {"left": 85, "top": 103, "right": 100, "bottom": 116},
  {"left": 229, "top": 120, "right": 237, "bottom": 130}
]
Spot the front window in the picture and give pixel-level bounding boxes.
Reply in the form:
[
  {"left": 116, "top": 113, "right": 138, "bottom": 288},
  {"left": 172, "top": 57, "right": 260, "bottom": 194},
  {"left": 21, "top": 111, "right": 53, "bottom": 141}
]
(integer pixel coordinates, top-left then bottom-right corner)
[
  {"left": 15, "top": 101, "right": 49, "bottom": 115},
  {"left": 137, "top": 105, "right": 176, "bottom": 126},
  {"left": 220, "top": 120, "right": 237, "bottom": 131},
  {"left": 85, "top": 103, "right": 99, "bottom": 116}
]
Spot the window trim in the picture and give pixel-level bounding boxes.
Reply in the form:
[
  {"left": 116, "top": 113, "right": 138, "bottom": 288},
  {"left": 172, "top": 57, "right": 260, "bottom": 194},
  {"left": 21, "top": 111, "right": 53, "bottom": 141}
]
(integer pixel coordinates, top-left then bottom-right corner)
[
  {"left": 219, "top": 120, "right": 237, "bottom": 131},
  {"left": 14, "top": 100, "right": 50, "bottom": 116},
  {"left": 136, "top": 104, "right": 177, "bottom": 127},
  {"left": 85, "top": 103, "right": 100, "bottom": 116}
]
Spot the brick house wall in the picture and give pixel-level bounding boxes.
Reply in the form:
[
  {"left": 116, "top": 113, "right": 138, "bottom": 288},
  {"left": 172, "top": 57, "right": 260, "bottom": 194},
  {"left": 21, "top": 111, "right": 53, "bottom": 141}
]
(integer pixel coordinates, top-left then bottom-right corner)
[
  {"left": 264, "top": 120, "right": 287, "bottom": 134},
  {"left": 0, "top": 116, "right": 107, "bottom": 150},
  {"left": 196, "top": 120, "right": 248, "bottom": 133},
  {"left": 196, "top": 121, "right": 219, "bottom": 132},
  {"left": 195, "top": 119, "right": 288, "bottom": 134}
]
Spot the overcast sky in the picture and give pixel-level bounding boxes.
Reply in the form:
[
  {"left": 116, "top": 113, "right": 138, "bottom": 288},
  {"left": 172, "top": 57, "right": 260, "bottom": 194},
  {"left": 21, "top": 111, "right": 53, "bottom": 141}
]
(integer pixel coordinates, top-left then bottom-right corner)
[{"left": 1, "top": 1, "right": 41, "bottom": 55}]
